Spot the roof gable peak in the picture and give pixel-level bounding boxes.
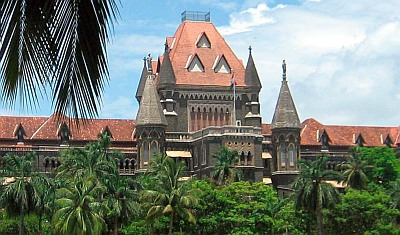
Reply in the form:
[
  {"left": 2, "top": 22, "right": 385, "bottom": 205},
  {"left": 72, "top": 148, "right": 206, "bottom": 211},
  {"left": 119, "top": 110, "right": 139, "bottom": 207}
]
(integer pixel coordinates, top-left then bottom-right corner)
[{"left": 185, "top": 54, "right": 205, "bottom": 72}]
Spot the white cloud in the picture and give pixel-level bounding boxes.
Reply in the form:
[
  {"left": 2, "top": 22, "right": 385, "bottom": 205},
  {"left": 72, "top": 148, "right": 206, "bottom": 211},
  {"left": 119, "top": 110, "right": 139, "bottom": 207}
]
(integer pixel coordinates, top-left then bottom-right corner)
[
  {"left": 224, "top": 0, "right": 400, "bottom": 126},
  {"left": 218, "top": 3, "right": 278, "bottom": 35}
]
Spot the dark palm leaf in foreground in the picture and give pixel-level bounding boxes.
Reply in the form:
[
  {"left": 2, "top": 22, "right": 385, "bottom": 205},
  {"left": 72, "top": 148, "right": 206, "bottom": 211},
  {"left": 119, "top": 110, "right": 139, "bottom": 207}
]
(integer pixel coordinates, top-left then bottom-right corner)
[{"left": 0, "top": 0, "right": 119, "bottom": 122}]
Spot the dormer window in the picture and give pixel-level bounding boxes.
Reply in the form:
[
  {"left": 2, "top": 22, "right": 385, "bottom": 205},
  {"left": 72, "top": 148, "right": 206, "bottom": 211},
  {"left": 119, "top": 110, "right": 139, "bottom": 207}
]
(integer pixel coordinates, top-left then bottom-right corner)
[
  {"left": 14, "top": 123, "right": 26, "bottom": 142},
  {"left": 318, "top": 129, "right": 331, "bottom": 150},
  {"left": 185, "top": 54, "right": 204, "bottom": 72},
  {"left": 212, "top": 54, "right": 231, "bottom": 73},
  {"left": 384, "top": 134, "right": 393, "bottom": 147},
  {"left": 102, "top": 125, "right": 113, "bottom": 138},
  {"left": 355, "top": 133, "right": 365, "bottom": 147},
  {"left": 195, "top": 32, "right": 211, "bottom": 48},
  {"left": 58, "top": 122, "right": 71, "bottom": 141}
]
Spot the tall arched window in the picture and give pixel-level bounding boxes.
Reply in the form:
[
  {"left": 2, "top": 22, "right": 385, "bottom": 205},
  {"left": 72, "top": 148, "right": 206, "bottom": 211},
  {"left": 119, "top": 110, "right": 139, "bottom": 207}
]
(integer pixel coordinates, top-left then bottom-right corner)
[
  {"left": 143, "top": 141, "right": 149, "bottom": 165},
  {"left": 288, "top": 144, "right": 295, "bottom": 166},
  {"left": 151, "top": 141, "right": 158, "bottom": 158},
  {"left": 280, "top": 143, "right": 286, "bottom": 167}
]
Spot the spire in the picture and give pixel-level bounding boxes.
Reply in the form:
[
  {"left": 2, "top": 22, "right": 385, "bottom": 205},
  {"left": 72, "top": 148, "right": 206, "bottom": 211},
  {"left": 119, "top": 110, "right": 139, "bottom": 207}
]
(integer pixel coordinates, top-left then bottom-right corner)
[
  {"left": 136, "top": 74, "right": 167, "bottom": 127},
  {"left": 271, "top": 61, "right": 301, "bottom": 129},
  {"left": 245, "top": 46, "right": 262, "bottom": 90},
  {"left": 135, "top": 57, "right": 149, "bottom": 102},
  {"left": 157, "top": 49, "right": 176, "bottom": 89}
]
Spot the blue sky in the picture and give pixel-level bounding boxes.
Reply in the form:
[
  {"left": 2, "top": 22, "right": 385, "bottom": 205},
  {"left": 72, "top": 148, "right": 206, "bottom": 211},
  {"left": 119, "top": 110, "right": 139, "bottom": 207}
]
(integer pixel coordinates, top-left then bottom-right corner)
[{"left": 2, "top": 0, "right": 400, "bottom": 127}]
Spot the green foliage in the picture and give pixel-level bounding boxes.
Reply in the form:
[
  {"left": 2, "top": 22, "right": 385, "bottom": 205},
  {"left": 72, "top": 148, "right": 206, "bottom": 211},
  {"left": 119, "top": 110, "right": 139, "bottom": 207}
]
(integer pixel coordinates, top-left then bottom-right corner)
[
  {"left": 184, "top": 180, "right": 283, "bottom": 235},
  {"left": 338, "top": 147, "right": 374, "bottom": 189},
  {"left": 293, "top": 156, "right": 343, "bottom": 235},
  {"left": 212, "top": 147, "right": 242, "bottom": 185},
  {"left": 140, "top": 155, "right": 201, "bottom": 235},
  {"left": 360, "top": 147, "right": 399, "bottom": 186},
  {"left": 324, "top": 188, "right": 400, "bottom": 235}
]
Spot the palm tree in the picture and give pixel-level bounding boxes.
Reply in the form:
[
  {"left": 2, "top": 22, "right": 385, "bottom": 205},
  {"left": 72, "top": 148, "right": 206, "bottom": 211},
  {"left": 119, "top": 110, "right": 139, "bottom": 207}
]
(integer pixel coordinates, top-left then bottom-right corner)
[
  {"left": 0, "top": 153, "right": 51, "bottom": 235},
  {"left": 105, "top": 175, "right": 140, "bottom": 235},
  {"left": 337, "top": 147, "right": 374, "bottom": 189},
  {"left": 0, "top": 1, "right": 119, "bottom": 121},
  {"left": 140, "top": 156, "right": 200, "bottom": 235},
  {"left": 212, "top": 147, "right": 242, "bottom": 185},
  {"left": 292, "top": 156, "right": 343, "bottom": 235},
  {"left": 56, "top": 134, "right": 117, "bottom": 184},
  {"left": 52, "top": 177, "right": 108, "bottom": 235}
]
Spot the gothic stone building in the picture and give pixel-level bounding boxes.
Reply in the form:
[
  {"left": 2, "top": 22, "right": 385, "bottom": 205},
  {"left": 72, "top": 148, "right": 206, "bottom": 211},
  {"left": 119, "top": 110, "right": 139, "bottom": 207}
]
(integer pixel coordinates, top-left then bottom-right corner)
[{"left": 1, "top": 12, "right": 399, "bottom": 190}]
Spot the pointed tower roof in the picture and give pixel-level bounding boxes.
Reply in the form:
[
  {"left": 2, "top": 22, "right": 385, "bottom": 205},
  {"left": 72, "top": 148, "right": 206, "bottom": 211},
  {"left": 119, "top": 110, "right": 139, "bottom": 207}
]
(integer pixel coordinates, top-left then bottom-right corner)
[
  {"left": 136, "top": 75, "right": 167, "bottom": 127},
  {"left": 245, "top": 46, "right": 262, "bottom": 90},
  {"left": 135, "top": 58, "right": 149, "bottom": 102},
  {"left": 271, "top": 61, "right": 301, "bottom": 129},
  {"left": 157, "top": 49, "right": 176, "bottom": 89}
]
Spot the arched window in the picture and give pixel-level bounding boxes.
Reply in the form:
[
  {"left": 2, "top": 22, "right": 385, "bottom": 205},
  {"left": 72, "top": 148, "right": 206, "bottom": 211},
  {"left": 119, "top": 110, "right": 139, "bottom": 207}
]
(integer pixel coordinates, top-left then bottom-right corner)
[
  {"left": 240, "top": 151, "right": 245, "bottom": 165},
  {"left": 142, "top": 141, "right": 149, "bottom": 165},
  {"left": 280, "top": 143, "right": 286, "bottom": 167},
  {"left": 288, "top": 144, "right": 295, "bottom": 166},
  {"left": 151, "top": 141, "right": 158, "bottom": 158},
  {"left": 247, "top": 151, "right": 252, "bottom": 166}
]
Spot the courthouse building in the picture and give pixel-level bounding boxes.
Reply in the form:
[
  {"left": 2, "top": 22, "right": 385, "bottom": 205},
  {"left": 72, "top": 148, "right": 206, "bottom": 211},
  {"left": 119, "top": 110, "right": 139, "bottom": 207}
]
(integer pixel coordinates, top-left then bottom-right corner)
[{"left": 0, "top": 12, "right": 399, "bottom": 190}]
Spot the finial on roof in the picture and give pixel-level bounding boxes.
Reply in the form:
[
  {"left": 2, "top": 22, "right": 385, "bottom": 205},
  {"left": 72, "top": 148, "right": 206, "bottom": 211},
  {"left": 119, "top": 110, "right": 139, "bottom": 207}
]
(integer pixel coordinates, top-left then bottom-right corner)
[
  {"left": 282, "top": 60, "right": 286, "bottom": 81},
  {"left": 146, "top": 54, "right": 153, "bottom": 72},
  {"left": 249, "top": 46, "right": 252, "bottom": 55}
]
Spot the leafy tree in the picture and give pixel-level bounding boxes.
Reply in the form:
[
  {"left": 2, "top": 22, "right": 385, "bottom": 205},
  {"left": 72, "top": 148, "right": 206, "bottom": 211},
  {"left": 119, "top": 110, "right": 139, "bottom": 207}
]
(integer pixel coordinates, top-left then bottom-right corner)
[
  {"left": 0, "top": 1, "right": 119, "bottom": 121},
  {"left": 140, "top": 156, "right": 200, "bottom": 235},
  {"left": 212, "top": 147, "right": 242, "bottom": 185},
  {"left": 292, "top": 156, "right": 343, "bottom": 235},
  {"left": 337, "top": 147, "right": 374, "bottom": 189},
  {"left": 324, "top": 188, "right": 400, "bottom": 235},
  {"left": 0, "top": 153, "right": 50, "bottom": 235},
  {"left": 361, "top": 147, "right": 399, "bottom": 186},
  {"left": 52, "top": 177, "right": 108, "bottom": 235}
]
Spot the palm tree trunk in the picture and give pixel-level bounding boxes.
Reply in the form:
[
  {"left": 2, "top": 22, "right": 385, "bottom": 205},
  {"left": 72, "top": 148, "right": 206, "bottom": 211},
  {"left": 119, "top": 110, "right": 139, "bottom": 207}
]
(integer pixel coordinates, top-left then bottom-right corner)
[
  {"left": 316, "top": 184, "right": 323, "bottom": 235},
  {"left": 19, "top": 206, "right": 24, "bottom": 235},
  {"left": 113, "top": 216, "right": 119, "bottom": 235},
  {"left": 169, "top": 212, "right": 174, "bottom": 235}
]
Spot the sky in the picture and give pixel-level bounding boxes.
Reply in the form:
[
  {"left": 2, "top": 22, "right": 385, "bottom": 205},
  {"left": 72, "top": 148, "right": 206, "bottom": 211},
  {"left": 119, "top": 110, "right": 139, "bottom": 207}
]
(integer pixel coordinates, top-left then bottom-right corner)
[{"left": 2, "top": 0, "right": 400, "bottom": 127}]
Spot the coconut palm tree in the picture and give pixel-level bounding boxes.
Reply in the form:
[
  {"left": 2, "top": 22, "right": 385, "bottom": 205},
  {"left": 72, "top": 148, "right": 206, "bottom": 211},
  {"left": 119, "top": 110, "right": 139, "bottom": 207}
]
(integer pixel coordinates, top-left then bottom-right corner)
[
  {"left": 56, "top": 134, "right": 117, "bottom": 184},
  {"left": 105, "top": 175, "right": 140, "bottom": 235},
  {"left": 141, "top": 156, "right": 200, "bottom": 235},
  {"left": 52, "top": 177, "right": 108, "bottom": 235},
  {"left": 0, "top": 1, "right": 119, "bottom": 121},
  {"left": 337, "top": 147, "right": 374, "bottom": 189},
  {"left": 0, "top": 153, "right": 51, "bottom": 235},
  {"left": 212, "top": 147, "right": 242, "bottom": 185},
  {"left": 292, "top": 156, "right": 343, "bottom": 235}
]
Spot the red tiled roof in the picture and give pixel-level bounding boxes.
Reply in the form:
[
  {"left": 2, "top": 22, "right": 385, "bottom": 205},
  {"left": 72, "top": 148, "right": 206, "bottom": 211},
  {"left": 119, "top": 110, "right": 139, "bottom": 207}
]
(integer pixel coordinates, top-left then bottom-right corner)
[
  {"left": 262, "top": 124, "right": 272, "bottom": 135},
  {"left": 0, "top": 116, "right": 48, "bottom": 139},
  {"left": 300, "top": 118, "right": 400, "bottom": 147},
  {"left": 165, "top": 21, "right": 246, "bottom": 87},
  {"left": 0, "top": 114, "right": 135, "bottom": 142}
]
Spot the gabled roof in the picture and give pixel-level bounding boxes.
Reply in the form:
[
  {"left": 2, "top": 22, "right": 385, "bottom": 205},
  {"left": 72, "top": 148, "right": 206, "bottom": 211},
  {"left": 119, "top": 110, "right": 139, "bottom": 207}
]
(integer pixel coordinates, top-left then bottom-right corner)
[
  {"left": 300, "top": 118, "right": 400, "bottom": 147},
  {"left": 165, "top": 21, "right": 246, "bottom": 87},
  {"left": 213, "top": 54, "right": 231, "bottom": 73},
  {"left": 271, "top": 80, "right": 301, "bottom": 130},
  {"left": 195, "top": 32, "right": 211, "bottom": 48},
  {"left": 0, "top": 114, "right": 135, "bottom": 142}
]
